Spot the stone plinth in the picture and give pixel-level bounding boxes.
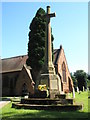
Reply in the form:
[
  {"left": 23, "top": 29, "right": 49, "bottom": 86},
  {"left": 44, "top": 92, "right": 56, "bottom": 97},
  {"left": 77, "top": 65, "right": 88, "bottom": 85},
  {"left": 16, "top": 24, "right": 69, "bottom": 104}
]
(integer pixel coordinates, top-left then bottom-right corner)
[{"left": 40, "top": 73, "right": 61, "bottom": 98}]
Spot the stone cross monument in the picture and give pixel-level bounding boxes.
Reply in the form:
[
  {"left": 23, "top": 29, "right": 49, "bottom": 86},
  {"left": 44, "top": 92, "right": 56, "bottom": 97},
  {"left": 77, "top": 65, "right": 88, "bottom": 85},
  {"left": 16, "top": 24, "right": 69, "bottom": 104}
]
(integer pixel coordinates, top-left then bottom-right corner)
[
  {"left": 37, "top": 6, "right": 61, "bottom": 98},
  {"left": 45, "top": 6, "right": 56, "bottom": 74}
]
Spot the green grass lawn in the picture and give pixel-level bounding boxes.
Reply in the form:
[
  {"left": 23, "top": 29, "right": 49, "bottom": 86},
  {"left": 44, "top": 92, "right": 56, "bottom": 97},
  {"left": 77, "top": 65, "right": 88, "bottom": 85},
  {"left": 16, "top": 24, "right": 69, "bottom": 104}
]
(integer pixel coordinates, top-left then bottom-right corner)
[{"left": 0, "top": 91, "right": 89, "bottom": 119}]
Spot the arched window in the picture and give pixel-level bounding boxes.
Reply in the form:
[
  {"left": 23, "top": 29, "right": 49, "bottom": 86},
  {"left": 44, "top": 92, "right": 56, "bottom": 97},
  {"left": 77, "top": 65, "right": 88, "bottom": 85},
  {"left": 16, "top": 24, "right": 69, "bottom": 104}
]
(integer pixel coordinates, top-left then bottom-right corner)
[
  {"left": 58, "top": 73, "right": 63, "bottom": 91},
  {"left": 62, "top": 62, "right": 66, "bottom": 82}
]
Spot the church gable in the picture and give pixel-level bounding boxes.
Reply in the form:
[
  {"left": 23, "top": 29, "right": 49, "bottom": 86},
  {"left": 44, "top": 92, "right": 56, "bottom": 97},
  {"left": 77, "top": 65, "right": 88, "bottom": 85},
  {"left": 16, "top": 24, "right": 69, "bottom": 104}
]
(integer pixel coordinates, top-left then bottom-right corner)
[
  {"left": 56, "top": 46, "right": 69, "bottom": 75},
  {"left": 55, "top": 45, "right": 73, "bottom": 93},
  {"left": 15, "top": 65, "right": 34, "bottom": 96}
]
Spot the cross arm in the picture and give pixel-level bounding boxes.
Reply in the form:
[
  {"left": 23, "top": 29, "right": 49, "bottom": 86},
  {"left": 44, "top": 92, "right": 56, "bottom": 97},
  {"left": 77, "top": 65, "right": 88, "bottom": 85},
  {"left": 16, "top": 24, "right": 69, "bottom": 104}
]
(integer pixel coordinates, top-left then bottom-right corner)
[
  {"left": 41, "top": 12, "right": 56, "bottom": 19},
  {"left": 49, "top": 13, "right": 56, "bottom": 18}
]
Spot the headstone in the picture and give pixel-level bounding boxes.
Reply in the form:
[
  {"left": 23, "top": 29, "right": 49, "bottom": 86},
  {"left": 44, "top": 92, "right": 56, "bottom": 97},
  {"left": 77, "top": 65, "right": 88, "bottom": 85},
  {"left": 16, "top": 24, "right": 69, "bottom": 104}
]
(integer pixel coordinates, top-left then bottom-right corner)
[
  {"left": 77, "top": 86, "right": 79, "bottom": 93},
  {"left": 83, "top": 86, "right": 84, "bottom": 92},
  {"left": 36, "top": 6, "right": 61, "bottom": 98},
  {"left": 72, "top": 87, "right": 75, "bottom": 99}
]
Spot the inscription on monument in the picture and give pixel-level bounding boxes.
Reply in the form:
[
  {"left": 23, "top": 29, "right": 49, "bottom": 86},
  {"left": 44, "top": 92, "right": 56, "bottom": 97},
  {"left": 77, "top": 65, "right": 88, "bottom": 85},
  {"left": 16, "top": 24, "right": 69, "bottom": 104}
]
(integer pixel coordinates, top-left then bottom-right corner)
[{"left": 50, "top": 80, "right": 58, "bottom": 89}]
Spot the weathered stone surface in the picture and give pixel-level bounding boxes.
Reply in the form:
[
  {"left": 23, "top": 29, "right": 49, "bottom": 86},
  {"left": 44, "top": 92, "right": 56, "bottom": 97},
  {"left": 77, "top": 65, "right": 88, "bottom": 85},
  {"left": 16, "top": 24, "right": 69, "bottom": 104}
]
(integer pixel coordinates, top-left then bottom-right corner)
[{"left": 12, "top": 101, "right": 83, "bottom": 111}]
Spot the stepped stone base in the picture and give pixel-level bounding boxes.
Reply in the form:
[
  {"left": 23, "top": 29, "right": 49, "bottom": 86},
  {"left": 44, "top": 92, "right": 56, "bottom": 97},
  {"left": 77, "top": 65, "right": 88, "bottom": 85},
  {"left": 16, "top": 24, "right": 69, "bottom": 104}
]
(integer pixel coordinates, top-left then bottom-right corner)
[
  {"left": 12, "top": 95, "right": 83, "bottom": 111},
  {"left": 12, "top": 94, "right": 83, "bottom": 111},
  {"left": 12, "top": 103, "right": 83, "bottom": 111},
  {"left": 21, "top": 98, "right": 73, "bottom": 105}
]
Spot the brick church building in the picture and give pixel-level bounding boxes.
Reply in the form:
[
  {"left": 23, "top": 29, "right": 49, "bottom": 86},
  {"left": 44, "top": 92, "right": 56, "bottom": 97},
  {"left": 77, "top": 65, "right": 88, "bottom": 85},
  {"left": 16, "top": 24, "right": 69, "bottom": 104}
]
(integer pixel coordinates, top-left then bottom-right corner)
[{"left": 1, "top": 45, "right": 73, "bottom": 96}]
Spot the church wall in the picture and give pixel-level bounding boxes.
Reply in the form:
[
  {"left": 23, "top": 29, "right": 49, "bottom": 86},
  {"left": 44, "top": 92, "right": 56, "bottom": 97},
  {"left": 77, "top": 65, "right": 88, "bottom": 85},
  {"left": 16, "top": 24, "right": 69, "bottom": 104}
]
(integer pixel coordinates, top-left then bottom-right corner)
[
  {"left": 57, "top": 48, "right": 73, "bottom": 93},
  {"left": 2, "top": 71, "right": 20, "bottom": 96},
  {"left": 2, "top": 48, "right": 73, "bottom": 97},
  {"left": 15, "top": 68, "right": 34, "bottom": 96}
]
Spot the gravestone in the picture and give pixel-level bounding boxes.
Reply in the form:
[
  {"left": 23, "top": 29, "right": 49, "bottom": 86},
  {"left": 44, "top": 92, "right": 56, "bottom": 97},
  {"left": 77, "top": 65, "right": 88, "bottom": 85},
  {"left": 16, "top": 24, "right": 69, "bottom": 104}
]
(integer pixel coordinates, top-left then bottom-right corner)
[
  {"left": 72, "top": 87, "right": 75, "bottom": 99},
  {"left": 77, "top": 86, "right": 79, "bottom": 93},
  {"left": 36, "top": 6, "right": 61, "bottom": 98}
]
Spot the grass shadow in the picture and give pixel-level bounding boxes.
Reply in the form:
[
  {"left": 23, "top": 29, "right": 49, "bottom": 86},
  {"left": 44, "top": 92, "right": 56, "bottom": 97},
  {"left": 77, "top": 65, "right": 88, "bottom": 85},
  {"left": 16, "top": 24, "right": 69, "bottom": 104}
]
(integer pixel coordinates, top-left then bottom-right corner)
[{"left": 2, "top": 108, "right": 89, "bottom": 120}]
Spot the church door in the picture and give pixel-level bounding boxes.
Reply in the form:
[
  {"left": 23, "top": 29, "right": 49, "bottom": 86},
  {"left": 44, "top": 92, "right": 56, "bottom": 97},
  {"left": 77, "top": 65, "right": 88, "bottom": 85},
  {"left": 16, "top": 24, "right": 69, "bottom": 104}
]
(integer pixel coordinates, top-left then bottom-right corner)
[{"left": 22, "top": 83, "right": 28, "bottom": 96}]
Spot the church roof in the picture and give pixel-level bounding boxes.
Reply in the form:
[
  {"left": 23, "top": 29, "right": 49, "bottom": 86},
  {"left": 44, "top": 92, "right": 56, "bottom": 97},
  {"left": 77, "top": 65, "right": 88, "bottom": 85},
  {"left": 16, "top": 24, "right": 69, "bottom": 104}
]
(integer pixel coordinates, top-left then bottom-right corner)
[
  {"left": 1, "top": 55, "right": 30, "bottom": 73},
  {"left": 1, "top": 48, "right": 62, "bottom": 73},
  {"left": 53, "top": 46, "right": 63, "bottom": 65},
  {"left": 53, "top": 48, "right": 61, "bottom": 65}
]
